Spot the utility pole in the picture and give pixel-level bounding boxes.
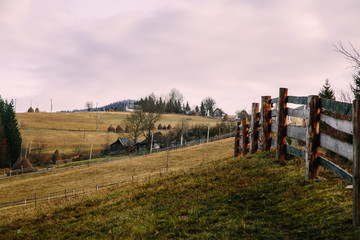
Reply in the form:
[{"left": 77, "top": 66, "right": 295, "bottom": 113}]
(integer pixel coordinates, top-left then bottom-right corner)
[
  {"left": 96, "top": 102, "right": 99, "bottom": 132},
  {"left": 50, "top": 99, "right": 53, "bottom": 113},
  {"left": 180, "top": 115, "right": 184, "bottom": 145},
  {"left": 207, "top": 122, "right": 210, "bottom": 143},
  {"left": 150, "top": 131, "right": 154, "bottom": 154},
  {"left": 89, "top": 137, "right": 94, "bottom": 161},
  {"left": 63, "top": 138, "right": 66, "bottom": 155}
]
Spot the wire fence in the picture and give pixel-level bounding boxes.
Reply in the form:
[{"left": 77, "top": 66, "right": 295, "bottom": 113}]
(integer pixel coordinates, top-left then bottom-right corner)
[
  {"left": 0, "top": 132, "right": 235, "bottom": 180},
  {"left": 0, "top": 133, "right": 235, "bottom": 210}
]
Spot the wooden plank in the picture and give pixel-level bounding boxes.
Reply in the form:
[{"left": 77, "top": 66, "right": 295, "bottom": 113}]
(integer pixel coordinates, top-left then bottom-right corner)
[
  {"left": 353, "top": 100, "right": 360, "bottom": 226},
  {"left": 320, "top": 98, "right": 352, "bottom": 116},
  {"left": 261, "top": 96, "right": 272, "bottom": 151},
  {"left": 271, "top": 122, "right": 278, "bottom": 133},
  {"left": 287, "top": 125, "right": 306, "bottom": 142},
  {"left": 318, "top": 156, "right": 352, "bottom": 184},
  {"left": 250, "top": 103, "right": 260, "bottom": 154},
  {"left": 287, "top": 107, "right": 308, "bottom": 119},
  {"left": 320, "top": 113, "right": 352, "bottom": 135},
  {"left": 234, "top": 121, "right": 241, "bottom": 157},
  {"left": 285, "top": 144, "right": 306, "bottom": 159},
  {"left": 271, "top": 98, "right": 278, "bottom": 104},
  {"left": 271, "top": 109, "right": 278, "bottom": 118},
  {"left": 276, "top": 88, "right": 288, "bottom": 164},
  {"left": 320, "top": 133, "right": 353, "bottom": 161},
  {"left": 305, "top": 95, "right": 321, "bottom": 180},
  {"left": 287, "top": 96, "right": 308, "bottom": 105},
  {"left": 242, "top": 118, "right": 249, "bottom": 156}
]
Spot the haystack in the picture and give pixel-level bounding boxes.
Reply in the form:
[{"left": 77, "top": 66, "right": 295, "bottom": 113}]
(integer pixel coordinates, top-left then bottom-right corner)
[
  {"left": 162, "top": 125, "right": 167, "bottom": 130},
  {"left": 167, "top": 124, "right": 172, "bottom": 130},
  {"left": 116, "top": 125, "right": 124, "bottom": 133},
  {"left": 35, "top": 107, "right": 40, "bottom": 113},
  {"left": 108, "top": 125, "right": 115, "bottom": 132},
  {"left": 12, "top": 157, "right": 33, "bottom": 170},
  {"left": 52, "top": 149, "right": 62, "bottom": 162},
  {"left": 158, "top": 123, "right": 162, "bottom": 130},
  {"left": 27, "top": 107, "right": 34, "bottom": 113}
]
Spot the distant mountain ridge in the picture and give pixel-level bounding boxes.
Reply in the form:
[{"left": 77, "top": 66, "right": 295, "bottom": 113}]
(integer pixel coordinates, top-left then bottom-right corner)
[{"left": 66, "top": 99, "right": 136, "bottom": 112}]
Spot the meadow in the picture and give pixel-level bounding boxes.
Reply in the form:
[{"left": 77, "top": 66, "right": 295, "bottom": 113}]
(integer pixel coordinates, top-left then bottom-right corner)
[
  {"left": 17, "top": 111, "right": 220, "bottom": 156},
  {"left": 0, "top": 138, "right": 359, "bottom": 239}
]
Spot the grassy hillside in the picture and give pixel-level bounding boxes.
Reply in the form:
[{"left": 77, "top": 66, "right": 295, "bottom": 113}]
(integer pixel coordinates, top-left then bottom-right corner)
[
  {"left": 1, "top": 139, "right": 359, "bottom": 239},
  {"left": 0, "top": 138, "right": 232, "bottom": 204},
  {"left": 17, "top": 112, "right": 220, "bottom": 156}
]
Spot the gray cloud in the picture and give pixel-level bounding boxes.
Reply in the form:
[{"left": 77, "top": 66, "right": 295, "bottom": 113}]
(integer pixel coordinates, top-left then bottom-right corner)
[{"left": 1, "top": 0, "right": 360, "bottom": 113}]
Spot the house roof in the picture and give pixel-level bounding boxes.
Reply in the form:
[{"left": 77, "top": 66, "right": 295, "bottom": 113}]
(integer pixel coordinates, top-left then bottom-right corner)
[
  {"left": 139, "top": 132, "right": 163, "bottom": 145},
  {"left": 111, "top": 138, "right": 138, "bottom": 147}
]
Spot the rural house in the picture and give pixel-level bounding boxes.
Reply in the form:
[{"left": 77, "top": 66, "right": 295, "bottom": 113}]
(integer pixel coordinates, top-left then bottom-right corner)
[
  {"left": 213, "top": 108, "right": 225, "bottom": 118},
  {"left": 138, "top": 132, "right": 164, "bottom": 151},
  {"left": 110, "top": 138, "right": 137, "bottom": 152}
]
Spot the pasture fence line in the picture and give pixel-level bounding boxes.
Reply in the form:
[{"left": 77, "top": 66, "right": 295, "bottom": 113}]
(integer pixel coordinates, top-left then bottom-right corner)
[
  {"left": 234, "top": 87, "right": 360, "bottom": 226},
  {"left": 1, "top": 132, "right": 235, "bottom": 180},
  {"left": 0, "top": 132, "right": 234, "bottom": 210}
]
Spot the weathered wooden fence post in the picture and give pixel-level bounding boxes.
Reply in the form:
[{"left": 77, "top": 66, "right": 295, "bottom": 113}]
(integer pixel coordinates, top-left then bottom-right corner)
[
  {"left": 241, "top": 118, "right": 249, "bottom": 156},
  {"left": 305, "top": 95, "right": 320, "bottom": 181},
  {"left": 250, "top": 103, "right": 260, "bottom": 154},
  {"left": 234, "top": 121, "right": 241, "bottom": 157},
  {"left": 276, "top": 88, "right": 288, "bottom": 164},
  {"left": 353, "top": 99, "right": 360, "bottom": 226},
  {"left": 261, "top": 96, "right": 272, "bottom": 152}
]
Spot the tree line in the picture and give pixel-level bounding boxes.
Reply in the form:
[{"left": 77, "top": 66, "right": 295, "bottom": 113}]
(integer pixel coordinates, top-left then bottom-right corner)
[
  {"left": 0, "top": 97, "right": 22, "bottom": 168},
  {"left": 135, "top": 88, "right": 218, "bottom": 116}
]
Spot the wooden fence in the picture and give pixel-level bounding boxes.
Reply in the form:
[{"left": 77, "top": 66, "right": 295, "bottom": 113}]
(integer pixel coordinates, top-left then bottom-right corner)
[{"left": 234, "top": 88, "right": 360, "bottom": 226}]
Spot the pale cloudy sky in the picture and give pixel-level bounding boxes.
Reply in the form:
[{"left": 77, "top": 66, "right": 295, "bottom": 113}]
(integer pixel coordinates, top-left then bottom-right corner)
[{"left": 1, "top": 0, "right": 360, "bottom": 114}]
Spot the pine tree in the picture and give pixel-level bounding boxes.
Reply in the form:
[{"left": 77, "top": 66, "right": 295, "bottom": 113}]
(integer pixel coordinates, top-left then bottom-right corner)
[
  {"left": 185, "top": 102, "right": 190, "bottom": 112},
  {"left": 318, "top": 79, "right": 335, "bottom": 100},
  {"left": 351, "top": 71, "right": 360, "bottom": 100},
  {"left": 0, "top": 98, "right": 22, "bottom": 168},
  {"left": 195, "top": 105, "right": 199, "bottom": 113},
  {"left": 200, "top": 102, "right": 206, "bottom": 116}
]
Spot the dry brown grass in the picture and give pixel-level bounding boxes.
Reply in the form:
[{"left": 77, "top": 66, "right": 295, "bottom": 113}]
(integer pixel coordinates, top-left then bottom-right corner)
[
  {"left": 0, "top": 138, "right": 233, "bottom": 207},
  {"left": 17, "top": 112, "right": 220, "bottom": 155}
]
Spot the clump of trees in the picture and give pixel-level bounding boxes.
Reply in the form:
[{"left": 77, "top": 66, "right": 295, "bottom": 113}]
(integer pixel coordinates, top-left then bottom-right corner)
[
  {"left": 135, "top": 88, "right": 218, "bottom": 116},
  {"left": 124, "top": 111, "right": 162, "bottom": 149},
  {"left": 0, "top": 96, "right": 22, "bottom": 168}
]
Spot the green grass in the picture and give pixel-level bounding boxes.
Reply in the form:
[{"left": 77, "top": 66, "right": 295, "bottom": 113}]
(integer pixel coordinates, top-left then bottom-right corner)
[{"left": 1, "top": 150, "right": 359, "bottom": 239}]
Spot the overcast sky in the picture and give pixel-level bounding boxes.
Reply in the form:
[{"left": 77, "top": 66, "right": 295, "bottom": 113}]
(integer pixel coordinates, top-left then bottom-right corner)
[{"left": 1, "top": 0, "right": 360, "bottom": 114}]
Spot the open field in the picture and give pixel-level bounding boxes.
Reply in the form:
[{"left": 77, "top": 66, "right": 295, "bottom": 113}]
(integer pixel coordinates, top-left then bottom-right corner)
[
  {"left": 17, "top": 111, "right": 221, "bottom": 156},
  {"left": 0, "top": 138, "right": 233, "bottom": 205},
  {"left": 0, "top": 139, "right": 359, "bottom": 239}
]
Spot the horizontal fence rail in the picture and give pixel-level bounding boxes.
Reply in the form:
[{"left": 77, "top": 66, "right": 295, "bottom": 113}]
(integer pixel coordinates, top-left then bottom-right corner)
[{"left": 234, "top": 87, "right": 360, "bottom": 227}]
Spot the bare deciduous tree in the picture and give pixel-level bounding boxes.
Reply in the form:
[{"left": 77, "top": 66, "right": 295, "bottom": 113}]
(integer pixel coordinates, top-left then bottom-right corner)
[
  {"left": 123, "top": 111, "right": 144, "bottom": 148},
  {"left": 334, "top": 40, "right": 360, "bottom": 69},
  {"left": 85, "top": 101, "right": 93, "bottom": 112},
  {"left": 142, "top": 112, "right": 162, "bottom": 149}
]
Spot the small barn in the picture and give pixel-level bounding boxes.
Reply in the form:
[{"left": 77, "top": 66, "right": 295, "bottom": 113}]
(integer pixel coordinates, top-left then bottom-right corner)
[{"left": 110, "top": 138, "right": 137, "bottom": 152}]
